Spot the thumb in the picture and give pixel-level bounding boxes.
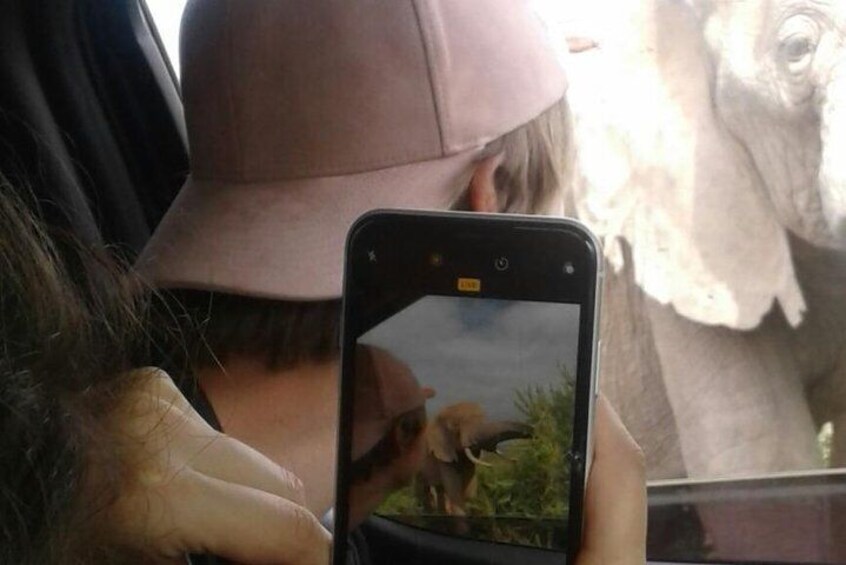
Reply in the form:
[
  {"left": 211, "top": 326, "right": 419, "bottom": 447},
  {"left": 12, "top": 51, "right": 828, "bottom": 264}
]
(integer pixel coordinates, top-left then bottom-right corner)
[{"left": 577, "top": 395, "right": 647, "bottom": 565}]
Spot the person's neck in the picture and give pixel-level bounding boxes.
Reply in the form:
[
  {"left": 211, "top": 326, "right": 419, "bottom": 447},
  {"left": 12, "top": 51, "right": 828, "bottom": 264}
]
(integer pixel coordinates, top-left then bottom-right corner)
[
  {"left": 198, "top": 356, "right": 340, "bottom": 517},
  {"left": 347, "top": 471, "right": 399, "bottom": 531}
]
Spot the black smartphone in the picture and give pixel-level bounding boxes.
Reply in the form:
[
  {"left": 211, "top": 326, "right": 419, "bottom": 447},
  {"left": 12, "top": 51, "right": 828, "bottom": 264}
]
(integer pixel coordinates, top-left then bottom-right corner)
[{"left": 332, "top": 210, "right": 603, "bottom": 564}]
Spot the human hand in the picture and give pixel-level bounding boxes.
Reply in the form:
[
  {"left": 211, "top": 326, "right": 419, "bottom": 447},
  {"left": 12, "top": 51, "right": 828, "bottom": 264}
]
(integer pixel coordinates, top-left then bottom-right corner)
[
  {"left": 106, "top": 368, "right": 331, "bottom": 564},
  {"left": 576, "top": 394, "right": 647, "bottom": 565}
]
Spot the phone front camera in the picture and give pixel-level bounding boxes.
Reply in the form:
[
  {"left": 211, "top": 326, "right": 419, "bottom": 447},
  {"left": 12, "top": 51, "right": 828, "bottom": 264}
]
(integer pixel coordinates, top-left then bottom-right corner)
[
  {"left": 563, "top": 262, "right": 576, "bottom": 275},
  {"left": 494, "top": 257, "right": 510, "bottom": 272},
  {"left": 429, "top": 253, "right": 444, "bottom": 267}
]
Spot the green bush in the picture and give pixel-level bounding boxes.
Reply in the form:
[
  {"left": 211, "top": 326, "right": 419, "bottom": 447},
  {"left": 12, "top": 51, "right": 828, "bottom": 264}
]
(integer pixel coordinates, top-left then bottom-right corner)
[
  {"left": 378, "top": 480, "right": 423, "bottom": 515},
  {"left": 468, "top": 367, "right": 575, "bottom": 519}
]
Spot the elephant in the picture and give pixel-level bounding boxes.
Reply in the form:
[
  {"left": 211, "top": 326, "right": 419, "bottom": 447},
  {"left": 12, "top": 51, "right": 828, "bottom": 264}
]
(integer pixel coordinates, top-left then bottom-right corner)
[
  {"left": 561, "top": 0, "right": 846, "bottom": 487},
  {"left": 416, "top": 402, "right": 532, "bottom": 518}
]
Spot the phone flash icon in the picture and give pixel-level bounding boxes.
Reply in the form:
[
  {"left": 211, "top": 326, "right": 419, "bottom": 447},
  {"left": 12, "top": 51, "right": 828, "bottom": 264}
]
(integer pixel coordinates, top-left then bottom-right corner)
[{"left": 457, "top": 278, "right": 481, "bottom": 293}]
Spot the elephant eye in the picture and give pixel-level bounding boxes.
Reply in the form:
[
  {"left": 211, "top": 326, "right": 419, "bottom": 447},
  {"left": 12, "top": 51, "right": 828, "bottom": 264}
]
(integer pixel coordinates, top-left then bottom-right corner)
[{"left": 780, "top": 35, "right": 816, "bottom": 69}]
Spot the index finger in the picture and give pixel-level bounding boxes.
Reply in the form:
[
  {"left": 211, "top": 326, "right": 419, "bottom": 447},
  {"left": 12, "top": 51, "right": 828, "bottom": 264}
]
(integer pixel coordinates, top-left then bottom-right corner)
[{"left": 174, "top": 469, "right": 331, "bottom": 565}]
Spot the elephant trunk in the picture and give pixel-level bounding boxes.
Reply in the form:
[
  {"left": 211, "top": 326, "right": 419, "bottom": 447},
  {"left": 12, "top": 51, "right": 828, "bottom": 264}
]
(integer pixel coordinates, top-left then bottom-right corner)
[{"left": 819, "top": 69, "right": 846, "bottom": 243}]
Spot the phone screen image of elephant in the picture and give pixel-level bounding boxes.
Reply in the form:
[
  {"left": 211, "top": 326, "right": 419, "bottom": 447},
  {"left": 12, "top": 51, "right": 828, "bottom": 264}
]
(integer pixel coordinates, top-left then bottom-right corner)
[{"left": 346, "top": 295, "right": 581, "bottom": 551}]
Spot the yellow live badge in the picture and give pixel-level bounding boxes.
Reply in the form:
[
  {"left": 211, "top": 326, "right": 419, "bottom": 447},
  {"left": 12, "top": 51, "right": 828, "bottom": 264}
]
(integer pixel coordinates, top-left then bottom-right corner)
[{"left": 457, "top": 277, "right": 481, "bottom": 293}]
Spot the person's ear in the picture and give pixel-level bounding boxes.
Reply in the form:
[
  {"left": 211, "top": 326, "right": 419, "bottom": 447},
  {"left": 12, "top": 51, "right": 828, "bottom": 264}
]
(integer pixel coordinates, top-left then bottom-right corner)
[{"left": 468, "top": 152, "right": 505, "bottom": 213}]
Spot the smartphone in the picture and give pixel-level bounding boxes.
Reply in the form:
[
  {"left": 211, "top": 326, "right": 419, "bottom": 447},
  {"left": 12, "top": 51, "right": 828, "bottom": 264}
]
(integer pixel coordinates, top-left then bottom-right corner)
[{"left": 332, "top": 210, "right": 603, "bottom": 564}]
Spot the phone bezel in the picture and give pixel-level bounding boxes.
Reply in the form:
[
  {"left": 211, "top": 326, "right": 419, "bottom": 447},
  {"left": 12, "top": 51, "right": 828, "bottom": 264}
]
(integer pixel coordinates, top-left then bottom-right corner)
[{"left": 332, "top": 210, "right": 603, "bottom": 564}]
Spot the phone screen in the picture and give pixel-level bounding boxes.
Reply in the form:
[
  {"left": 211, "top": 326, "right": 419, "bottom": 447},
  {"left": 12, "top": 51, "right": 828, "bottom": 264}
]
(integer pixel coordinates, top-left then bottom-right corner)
[{"left": 334, "top": 212, "right": 600, "bottom": 563}]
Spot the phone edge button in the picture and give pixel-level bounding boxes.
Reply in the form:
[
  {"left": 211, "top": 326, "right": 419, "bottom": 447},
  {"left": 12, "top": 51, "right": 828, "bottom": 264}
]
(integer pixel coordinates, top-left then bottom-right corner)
[{"left": 594, "top": 340, "right": 602, "bottom": 398}]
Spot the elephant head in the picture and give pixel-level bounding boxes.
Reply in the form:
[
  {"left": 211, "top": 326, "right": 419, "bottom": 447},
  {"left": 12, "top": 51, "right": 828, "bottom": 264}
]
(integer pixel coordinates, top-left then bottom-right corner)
[
  {"left": 567, "top": 0, "right": 846, "bottom": 330},
  {"left": 695, "top": 0, "right": 846, "bottom": 247},
  {"left": 417, "top": 402, "right": 532, "bottom": 516}
]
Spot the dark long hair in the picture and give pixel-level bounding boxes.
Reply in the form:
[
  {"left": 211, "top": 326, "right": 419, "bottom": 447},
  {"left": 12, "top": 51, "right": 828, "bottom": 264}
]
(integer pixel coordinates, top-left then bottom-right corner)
[{"left": 0, "top": 179, "right": 149, "bottom": 563}]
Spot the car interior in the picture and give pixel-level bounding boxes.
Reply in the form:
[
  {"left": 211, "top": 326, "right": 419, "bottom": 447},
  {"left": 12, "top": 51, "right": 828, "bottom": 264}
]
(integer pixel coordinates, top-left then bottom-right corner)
[{"left": 0, "top": 0, "right": 843, "bottom": 564}]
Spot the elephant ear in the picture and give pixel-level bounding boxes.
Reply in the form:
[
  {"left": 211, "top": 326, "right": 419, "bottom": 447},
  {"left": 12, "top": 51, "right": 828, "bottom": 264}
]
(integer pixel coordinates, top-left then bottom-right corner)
[
  {"left": 427, "top": 417, "right": 459, "bottom": 463},
  {"left": 428, "top": 402, "right": 489, "bottom": 462},
  {"left": 566, "top": 0, "right": 805, "bottom": 329}
]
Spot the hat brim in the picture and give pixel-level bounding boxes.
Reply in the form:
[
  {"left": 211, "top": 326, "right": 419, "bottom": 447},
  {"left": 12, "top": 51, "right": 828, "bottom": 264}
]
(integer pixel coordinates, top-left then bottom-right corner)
[{"left": 137, "top": 148, "right": 482, "bottom": 299}]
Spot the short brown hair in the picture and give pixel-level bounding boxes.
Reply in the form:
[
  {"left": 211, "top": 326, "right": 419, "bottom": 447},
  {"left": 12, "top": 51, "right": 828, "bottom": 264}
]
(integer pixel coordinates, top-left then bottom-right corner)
[
  {"left": 164, "top": 99, "right": 572, "bottom": 374},
  {"left": 156, "top": 290, "right": 341, "bottom": 373}
]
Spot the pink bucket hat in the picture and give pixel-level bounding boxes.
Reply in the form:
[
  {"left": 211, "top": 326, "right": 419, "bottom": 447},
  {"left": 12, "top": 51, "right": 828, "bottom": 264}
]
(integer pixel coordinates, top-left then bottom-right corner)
[
  {"left": 352, "top": 344, "right": 435, "bottom": 461},
  {"left": 137, "top": 0, "right": 567, "bottom": 299}
]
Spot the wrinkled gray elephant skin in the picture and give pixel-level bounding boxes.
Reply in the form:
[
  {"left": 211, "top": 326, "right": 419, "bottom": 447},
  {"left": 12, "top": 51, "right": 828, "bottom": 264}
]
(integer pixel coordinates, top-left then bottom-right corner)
[{"left": 566, "top": 0, "right": 846, "bottom": 480}]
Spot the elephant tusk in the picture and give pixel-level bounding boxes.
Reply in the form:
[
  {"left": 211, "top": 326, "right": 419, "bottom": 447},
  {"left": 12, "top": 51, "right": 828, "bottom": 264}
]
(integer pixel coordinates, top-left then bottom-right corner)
[
  {"left": 495, "top": 449, "right": 518, "bottom": 463},
  {"left": 567, "top": 36, "right": 599, "bottom": 53},
  {"left": 465, "top": 447, "right": 493, "bottom": 467}
]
